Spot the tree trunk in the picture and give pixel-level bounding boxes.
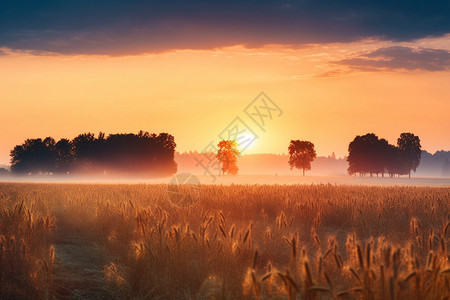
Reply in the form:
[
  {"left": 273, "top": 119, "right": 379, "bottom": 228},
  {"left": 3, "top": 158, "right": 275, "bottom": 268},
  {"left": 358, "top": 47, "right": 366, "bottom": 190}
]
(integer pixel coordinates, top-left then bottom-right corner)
[{"left": 409, "top": 170, "right": 411, "bottom": 178}]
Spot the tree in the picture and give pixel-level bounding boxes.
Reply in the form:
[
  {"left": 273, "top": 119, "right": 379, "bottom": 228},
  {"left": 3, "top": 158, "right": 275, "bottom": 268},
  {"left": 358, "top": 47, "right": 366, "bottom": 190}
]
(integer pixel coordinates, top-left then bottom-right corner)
[
  {"left": 375, "top": 138, "right": 390, "bottom": 177},
  {"left": 288, "top": 140, "right": 317, "bottom": 176},
  {"left": 385, "top": 144, "right": 409, "bottom": 177},
  {"left": 347, "top": 135, "right": 367, "bottom": 176},
  {"left": 397, "top": 133, "right": 421, "bottom": 178},
  {"left": 217, "top": 140, "right": 240, "bottom": 175},
  {"left": 10, "top": 137, "right": 57, "bottom": 174},
  {"left": 72, "top": 132, "right": 96, "bottom": 167},
  {"left": 347, "top": 134, "right": 391, "bottom": 177},
  {"left": 55, "top": 138, "right": 74, "bottom": 173},
  {"left": 347, "top": 134, "right": 379, "bottom": 176}
]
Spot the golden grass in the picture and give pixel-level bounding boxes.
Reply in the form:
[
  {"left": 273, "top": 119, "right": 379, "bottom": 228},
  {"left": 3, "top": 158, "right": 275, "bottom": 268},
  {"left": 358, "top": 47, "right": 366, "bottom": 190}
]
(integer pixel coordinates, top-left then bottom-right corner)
[
  {"left": 0, "top": 183, "right": 448, "bottom": 299},
  {"left": 0, "top": 199, "right": 55, "bottom": 299}
]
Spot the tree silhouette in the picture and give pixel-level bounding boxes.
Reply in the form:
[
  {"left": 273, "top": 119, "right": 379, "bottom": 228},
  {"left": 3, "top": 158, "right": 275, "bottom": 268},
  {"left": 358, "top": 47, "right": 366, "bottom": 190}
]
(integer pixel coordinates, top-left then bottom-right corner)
[
  {"left": 347, "top": 133, "right": 388, "bottom": 177},
  {"left": 375, "top": 138, "right": 390, "bottom": 177},
  {"left": 55, "top": 139, "right": 74, "bottom": 173},
  {"left": 397, "top": 132, "right": 421, "bottom": 178},
  {"left": 347, "top": 135, "right": 367, "bottom": 176},
  {"left": 385, "top": 144, "right": 409, "bottom": 177},
  {"left": 72, "top": 133, "right": 96, "bottom": 168},
  {"left": 217, "top": 140, "right": 240, "bottom": 175},
  {"left": 347, "top": 132, "right": 421, "bottom": 177},
  {"left": 10, "top": 131, "right": 178, "bottom": 176},
  {"left": 288, "top": 140, "right": 317, "bottom": 176},
  {"left": 10, "top": 138, "right": 56, "bottom": 174}
]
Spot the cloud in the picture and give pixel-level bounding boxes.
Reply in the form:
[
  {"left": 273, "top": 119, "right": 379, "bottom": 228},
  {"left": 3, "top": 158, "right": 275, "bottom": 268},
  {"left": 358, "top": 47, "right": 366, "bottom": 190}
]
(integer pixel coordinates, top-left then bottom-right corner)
[
  {"left": 314, "top": 68, "right": 354, "bottom": 78},
  {"left": 335, "top": 46, "right": 450, "bottom": 71},
  {"left": 0, "top": 1, "right": 449, "bottom": 55}
]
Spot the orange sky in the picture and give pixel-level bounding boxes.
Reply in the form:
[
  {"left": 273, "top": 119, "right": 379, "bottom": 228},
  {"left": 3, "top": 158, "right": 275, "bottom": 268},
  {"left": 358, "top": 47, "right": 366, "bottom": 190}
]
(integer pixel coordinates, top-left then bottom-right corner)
[{"left": 1, "top": 38, "right": 449, "bottom": 165}]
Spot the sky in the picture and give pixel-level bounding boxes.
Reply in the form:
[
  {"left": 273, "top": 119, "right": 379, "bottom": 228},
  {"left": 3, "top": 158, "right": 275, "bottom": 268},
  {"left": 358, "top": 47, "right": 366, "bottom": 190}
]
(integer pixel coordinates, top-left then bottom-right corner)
[{"left": 1, "top": 0, "right": 450, "bottom": 164}]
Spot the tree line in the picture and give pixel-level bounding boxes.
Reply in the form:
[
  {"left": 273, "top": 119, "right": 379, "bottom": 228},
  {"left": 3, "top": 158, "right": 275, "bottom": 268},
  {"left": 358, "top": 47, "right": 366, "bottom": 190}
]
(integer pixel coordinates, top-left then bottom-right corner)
[
  {"left": 6, "top": 130, "right": 423, "bottom": 178},
  {"left": 10, "top": 131, "right": 177, "bottom": 176},
  {"left": 286, "top": 133, "right": 421, "bottom": 178},
  {"left": 347, "top": 132, "right": 421, "bottom": 177}
]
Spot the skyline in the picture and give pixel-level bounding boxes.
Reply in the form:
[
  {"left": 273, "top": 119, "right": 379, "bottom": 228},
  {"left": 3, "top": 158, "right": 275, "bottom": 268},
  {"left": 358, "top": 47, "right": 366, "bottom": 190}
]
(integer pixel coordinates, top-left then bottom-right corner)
[{"left": 1, "top": 1, "right": 450, "bottom": 165}]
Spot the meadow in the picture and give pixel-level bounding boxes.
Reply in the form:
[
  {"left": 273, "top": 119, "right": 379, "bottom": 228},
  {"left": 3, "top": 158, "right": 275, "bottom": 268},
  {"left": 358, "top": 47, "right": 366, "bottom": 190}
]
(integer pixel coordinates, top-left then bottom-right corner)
[{"left": 0, "top": 182, "right": 448, "bottom": 299}]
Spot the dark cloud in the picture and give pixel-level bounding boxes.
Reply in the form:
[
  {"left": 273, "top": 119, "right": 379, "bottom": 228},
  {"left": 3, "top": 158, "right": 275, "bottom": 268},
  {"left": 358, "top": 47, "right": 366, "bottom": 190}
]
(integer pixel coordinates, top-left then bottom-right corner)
[
  {"left": 336, "top": 46, "right": 450, "bottom": 71},
  {"left": 0, "top": 1, "right": 449, "bottom": 55}
]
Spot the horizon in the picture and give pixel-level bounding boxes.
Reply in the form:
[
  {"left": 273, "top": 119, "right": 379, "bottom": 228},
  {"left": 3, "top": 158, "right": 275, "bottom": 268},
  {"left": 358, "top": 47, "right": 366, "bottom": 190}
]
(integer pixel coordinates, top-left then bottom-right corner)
[
  {"left": 3, "top": 141, "right": 449, "bottom": 179},
  {"left": 2, "top": 133, "right": 449, "bottom": 165}
]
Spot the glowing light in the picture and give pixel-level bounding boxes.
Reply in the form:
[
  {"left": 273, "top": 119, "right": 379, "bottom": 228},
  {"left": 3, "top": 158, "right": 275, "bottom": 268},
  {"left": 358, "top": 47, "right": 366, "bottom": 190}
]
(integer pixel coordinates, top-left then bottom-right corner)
[{"left": 237, "top": 133, "right": 258, "bottom": 153}]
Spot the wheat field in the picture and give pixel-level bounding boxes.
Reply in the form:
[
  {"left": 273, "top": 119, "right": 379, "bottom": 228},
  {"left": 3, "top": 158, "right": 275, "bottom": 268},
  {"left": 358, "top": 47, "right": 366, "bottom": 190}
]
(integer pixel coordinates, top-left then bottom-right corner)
[{"left": 0, "top": 182, "right": 449, "bottom": 299}]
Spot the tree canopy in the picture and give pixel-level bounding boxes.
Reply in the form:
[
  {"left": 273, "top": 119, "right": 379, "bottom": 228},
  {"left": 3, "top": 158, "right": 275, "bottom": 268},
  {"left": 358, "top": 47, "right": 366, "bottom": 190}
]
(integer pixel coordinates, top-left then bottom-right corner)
[
  {"left": 288, "top": 140, "right": 317, "bottom": 176},
  {"left": 10, "top": 131, "right": 177, "bottom": 176},
  {"left": 217, "top": 140, "right": 240, "bottom": 175}
]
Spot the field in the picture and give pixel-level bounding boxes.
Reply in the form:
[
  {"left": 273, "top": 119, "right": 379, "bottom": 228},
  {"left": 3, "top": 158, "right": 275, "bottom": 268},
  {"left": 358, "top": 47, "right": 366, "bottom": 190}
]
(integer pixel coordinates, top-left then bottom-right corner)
[{"left": 0, "top": 182, "right": 449, "bottom": 299}]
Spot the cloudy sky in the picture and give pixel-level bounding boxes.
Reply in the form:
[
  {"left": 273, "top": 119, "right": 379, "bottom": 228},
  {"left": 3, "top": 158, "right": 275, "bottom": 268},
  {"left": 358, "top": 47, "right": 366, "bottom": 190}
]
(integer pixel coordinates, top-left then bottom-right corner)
[{"left": 1, "top": 0, "right": 449, "bottom": 163}]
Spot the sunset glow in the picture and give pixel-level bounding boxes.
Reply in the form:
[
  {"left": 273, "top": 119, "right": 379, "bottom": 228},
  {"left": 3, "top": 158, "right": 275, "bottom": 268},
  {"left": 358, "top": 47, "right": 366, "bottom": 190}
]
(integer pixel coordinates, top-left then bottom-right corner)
[{"left": 1, "top": 39, "right": 450, "bottom": 165}]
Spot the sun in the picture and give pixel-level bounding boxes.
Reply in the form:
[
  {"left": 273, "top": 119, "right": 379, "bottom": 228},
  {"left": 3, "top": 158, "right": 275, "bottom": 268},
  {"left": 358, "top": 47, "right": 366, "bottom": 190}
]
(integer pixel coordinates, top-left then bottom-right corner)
[{"left": 237, "top": 133, "right": 258, "bottom": 153}]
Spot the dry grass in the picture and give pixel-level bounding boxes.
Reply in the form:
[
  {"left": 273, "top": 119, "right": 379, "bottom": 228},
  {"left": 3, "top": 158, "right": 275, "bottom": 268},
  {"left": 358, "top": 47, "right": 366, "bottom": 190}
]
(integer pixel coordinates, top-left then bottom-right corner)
[
  {"left": 0, "top": 183, "right": 448, "bottom": 299},
  {"left": 0, "top": 196, "right": 55, "bottom": 299}
]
